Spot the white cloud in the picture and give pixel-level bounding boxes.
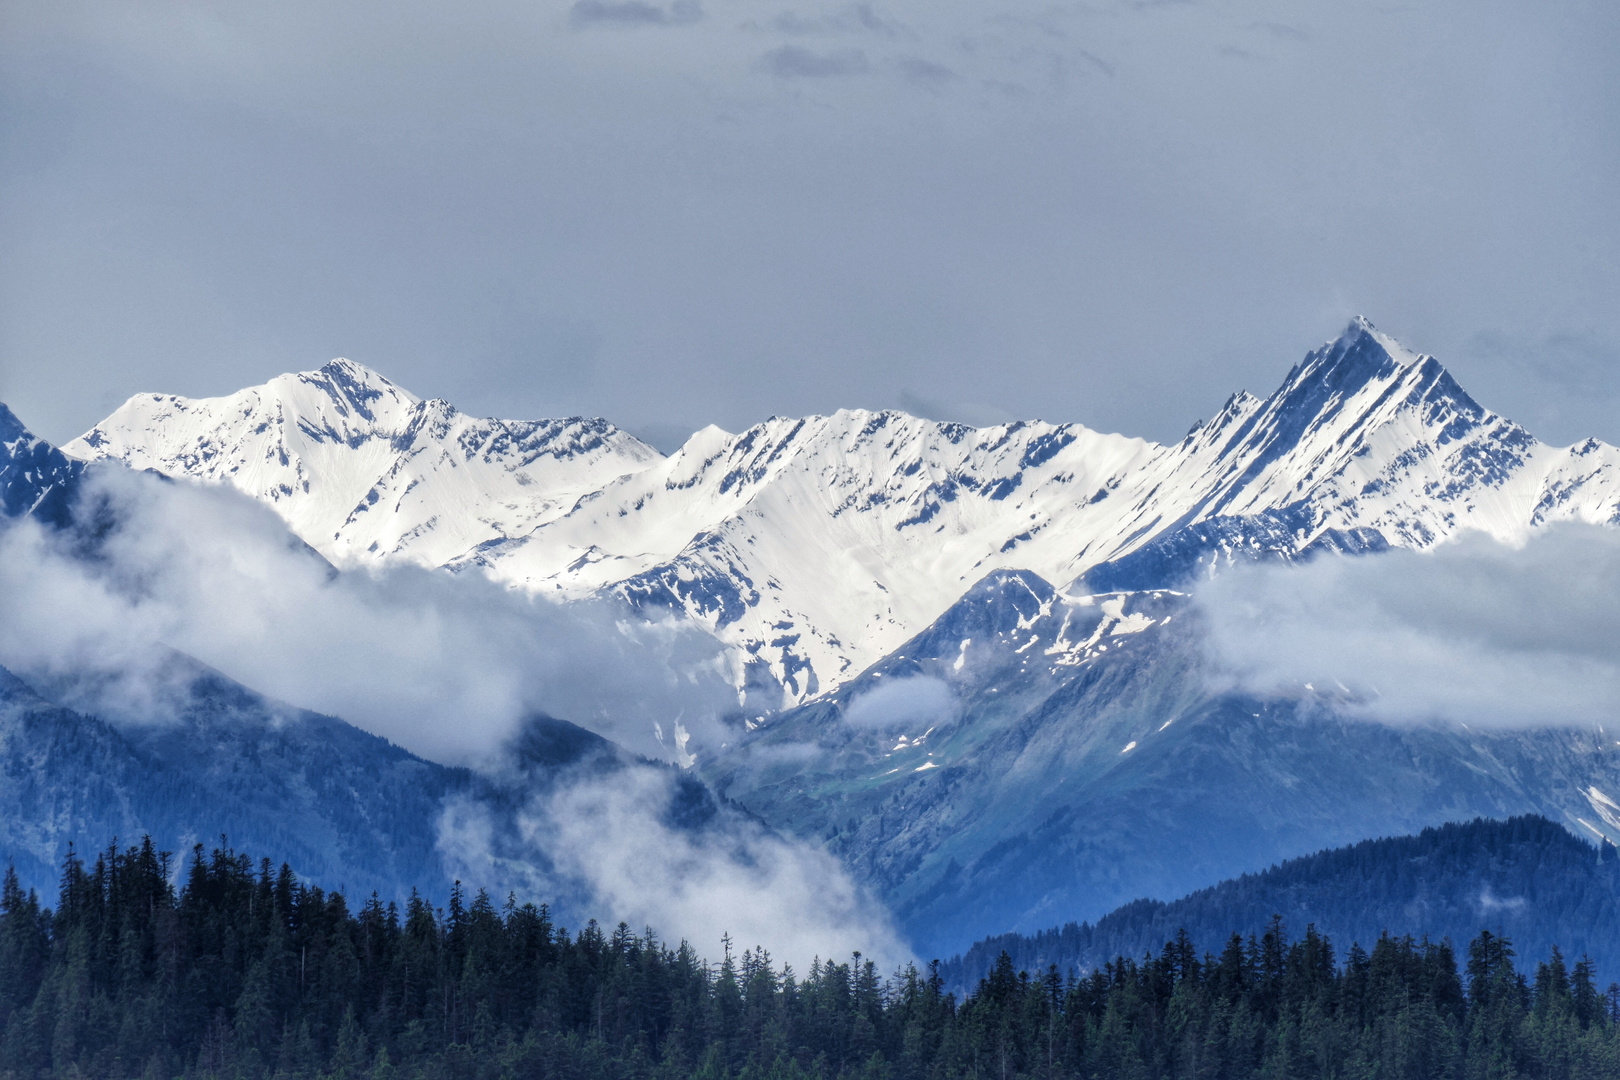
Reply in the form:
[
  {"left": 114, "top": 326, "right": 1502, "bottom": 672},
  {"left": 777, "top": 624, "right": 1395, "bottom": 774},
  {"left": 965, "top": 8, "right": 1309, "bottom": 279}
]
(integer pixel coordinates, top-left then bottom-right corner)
[
  {"left": 438, "top": 761, "right": 911, "bottom": 972},
  {"left": 843, "top": 674, "right": 953, "bottom": 728},
  {"left": 1196, "top": 525, "right": 1620, "bottom": 727},
  {"left": 0, "top": 465, "right": 738, "bottom": 764}
]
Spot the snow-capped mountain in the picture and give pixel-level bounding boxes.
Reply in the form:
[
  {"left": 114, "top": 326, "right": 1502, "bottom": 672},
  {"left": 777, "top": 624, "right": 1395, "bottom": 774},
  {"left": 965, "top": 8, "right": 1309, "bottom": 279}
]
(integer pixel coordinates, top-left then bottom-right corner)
[
  {"left": 66, "top": 359, "right": 663, "bottom": 569},
  {"left": 65, "top": 319, "right": 1620, "bottom": 710},
  {"left": 18, "top": 319, "right": 1620, "bottom": 960}
]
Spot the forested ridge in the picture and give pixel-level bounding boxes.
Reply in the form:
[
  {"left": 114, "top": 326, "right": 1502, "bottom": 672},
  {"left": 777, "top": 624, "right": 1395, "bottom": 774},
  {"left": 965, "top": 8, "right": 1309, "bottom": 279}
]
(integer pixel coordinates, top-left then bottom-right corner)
[
  {"left": 943, "top": 816, "right": 1620, "bottom": 998},
  {"left": 3, "top": 837, "right": 1620, "bottom": 1080}
]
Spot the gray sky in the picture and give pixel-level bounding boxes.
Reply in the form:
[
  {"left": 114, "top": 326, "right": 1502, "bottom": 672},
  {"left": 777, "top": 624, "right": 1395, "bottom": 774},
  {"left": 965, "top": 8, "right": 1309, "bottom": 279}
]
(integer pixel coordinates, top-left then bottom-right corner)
[{"left": 2, "top": 0, "right": 1617, "bottom": 451}]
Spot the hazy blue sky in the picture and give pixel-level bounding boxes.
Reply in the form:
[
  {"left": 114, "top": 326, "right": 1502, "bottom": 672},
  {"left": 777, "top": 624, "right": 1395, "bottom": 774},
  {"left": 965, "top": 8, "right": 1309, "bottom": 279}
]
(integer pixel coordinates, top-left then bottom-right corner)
[{"left": 2, "top": 0, "right": 1616, "bottom": 451}]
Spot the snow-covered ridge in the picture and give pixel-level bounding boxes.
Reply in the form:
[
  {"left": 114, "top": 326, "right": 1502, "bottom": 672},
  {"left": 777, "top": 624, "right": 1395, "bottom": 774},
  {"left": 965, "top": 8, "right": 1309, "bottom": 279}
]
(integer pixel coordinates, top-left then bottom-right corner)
[
  {"left": 64, "top": 319, "right": 1620, "bottom": 708},
  {"left": 67, "top": 361, "right": 663, "bottom": 568}
]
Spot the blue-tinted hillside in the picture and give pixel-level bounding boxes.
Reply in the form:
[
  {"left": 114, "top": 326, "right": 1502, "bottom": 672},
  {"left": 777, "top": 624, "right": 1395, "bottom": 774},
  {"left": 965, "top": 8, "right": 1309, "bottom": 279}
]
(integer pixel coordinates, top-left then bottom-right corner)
[
  {"left": 0, "top": 403, "right": 83, "bottom": 527},
  {"left": 942, "top": 815, "right": 1620, "bottom": 991},
  {"left": 708, "top": 570, "right": 1620, "bottom": 958},
  {"left": 0, "top": 658, "right": 468, "bottom": 903}
]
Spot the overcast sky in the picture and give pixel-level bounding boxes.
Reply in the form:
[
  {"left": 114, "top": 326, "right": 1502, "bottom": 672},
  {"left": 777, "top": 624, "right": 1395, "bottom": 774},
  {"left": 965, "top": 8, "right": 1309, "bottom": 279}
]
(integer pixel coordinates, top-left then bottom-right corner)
[{"left": 1, "top": 0, "right": 1616, "bottom": 451}]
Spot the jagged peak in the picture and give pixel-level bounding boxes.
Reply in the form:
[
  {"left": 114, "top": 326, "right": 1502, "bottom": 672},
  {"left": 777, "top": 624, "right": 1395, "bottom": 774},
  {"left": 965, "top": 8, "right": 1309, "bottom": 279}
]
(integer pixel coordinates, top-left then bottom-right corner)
[
  {"left": 1326, "top": 316, "right": 1424, "bottom": 369},
  {"left": 727, "top": 407, "right": 1084, "bottom": 459},
  {"left": 290, "top": 358, "right": 423, "bottom": 410},
  {"left": 0, "top": 402, "right": 38, "bottom": 446},
  {"left": 0, "top": 403, "right": 75, "bottom": 468},
  {"left": 1262, "top": 316, "right": 1433, "bottom": 414},
  {"left": 314, "top": 356, "right": 402, "bottom": 382}
]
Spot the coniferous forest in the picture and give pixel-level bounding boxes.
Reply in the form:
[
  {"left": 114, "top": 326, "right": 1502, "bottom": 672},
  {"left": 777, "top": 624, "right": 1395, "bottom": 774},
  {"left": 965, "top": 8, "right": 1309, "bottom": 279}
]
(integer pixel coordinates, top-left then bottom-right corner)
[
  {"left": 3, "top": 838, "right": 1620, "bottom": 1080},
  {"left": 943, "top": 817, "right": 1620, "bottom": 997}
]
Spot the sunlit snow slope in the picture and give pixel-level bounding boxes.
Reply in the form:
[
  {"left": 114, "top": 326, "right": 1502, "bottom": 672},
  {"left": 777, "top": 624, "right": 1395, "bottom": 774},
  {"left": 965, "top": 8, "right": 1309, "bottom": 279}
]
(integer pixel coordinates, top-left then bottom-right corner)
[
  {"left": 67, "top": 319, "right": 1620, "bottom": 707},
  {"left": 66, "top": 360, "right": 663, "bottom": 568}
]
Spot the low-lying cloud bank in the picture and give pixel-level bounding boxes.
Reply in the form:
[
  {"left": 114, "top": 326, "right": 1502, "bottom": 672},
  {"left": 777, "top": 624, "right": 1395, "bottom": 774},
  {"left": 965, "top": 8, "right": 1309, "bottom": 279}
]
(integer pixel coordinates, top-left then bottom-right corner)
[
  {"left": 0, "top": 465, "right": 738, "bottom": 764},
  {"left": 1197, "top": 524, "right": 1620, "bottom": 727},
  {"left": 439, "top": 760, "right": 911, "bottom": 972}
]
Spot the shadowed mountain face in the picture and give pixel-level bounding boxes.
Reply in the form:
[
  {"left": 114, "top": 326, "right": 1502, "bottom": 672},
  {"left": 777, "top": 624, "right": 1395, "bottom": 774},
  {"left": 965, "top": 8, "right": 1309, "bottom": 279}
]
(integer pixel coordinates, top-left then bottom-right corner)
[
  {"left": 0, "top": 652, "right": 739, "bottom": 932},
  {"left": 0, "top": 409, "right": 469, "bottom": 895},
  {"left": 0, "top": 411, "right": 855, "bottom": 955},
  {"left": 941, "top": 815, "right": 1620, "bottom": 993},
  {"left": 703, "top": 572, "right": 1620, "bottom": 957},
  {"left": 0, "top": 657, "right": 467, "bottom": 902},
  {"left": 0, "top": 403, "right": 83, "bottom": 527}
]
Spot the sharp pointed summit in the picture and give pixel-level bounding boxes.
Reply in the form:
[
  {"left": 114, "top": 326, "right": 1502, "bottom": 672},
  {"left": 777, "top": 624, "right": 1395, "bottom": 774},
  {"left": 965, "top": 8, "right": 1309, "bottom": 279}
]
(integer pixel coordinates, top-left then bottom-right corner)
[
  {"left": 318, "top": 356, "right": 393, "bottom": 381},
  {"left": 0, "top": 403, "right": 84, "bottom": 526},
  {"left": 1337, "top": 314, "right": 1423, "bottom": 365},
  {"left": 1277, "top": 316, "right": 1429, "bottom": 414}
]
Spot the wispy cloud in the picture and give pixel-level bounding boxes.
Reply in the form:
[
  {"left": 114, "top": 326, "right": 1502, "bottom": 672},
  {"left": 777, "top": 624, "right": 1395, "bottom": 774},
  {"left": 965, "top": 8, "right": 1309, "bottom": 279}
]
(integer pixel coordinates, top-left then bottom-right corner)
[
  {"left": 569, "top": 0, "right": 701, "bottom": 29},
  {"left": 1197, "top": 525, "right": 1620, "bottom": 727},
  {"left": 761, "top": 3, "right": 909, "bottom": 39},
  {"left": 1466, "top": 329, "right": 1620, "bottom": 399},
  {"left": 843, "top": 674, "right": 954, "bottom": 729},
  {"left": 897, "top": 57, "right": 958, "bottom": 87},
  {"left": 761, "top": 44, "right": 869, "bottom": 78},
  {"left": 0, "top": 466, "right": 738, "bottom": 765},
  {"left": 439, "top": 760, "right": 911, "bottom": 970},
  {"left": 1248, "top": 21, "right": 1310, "bottom": 42}
]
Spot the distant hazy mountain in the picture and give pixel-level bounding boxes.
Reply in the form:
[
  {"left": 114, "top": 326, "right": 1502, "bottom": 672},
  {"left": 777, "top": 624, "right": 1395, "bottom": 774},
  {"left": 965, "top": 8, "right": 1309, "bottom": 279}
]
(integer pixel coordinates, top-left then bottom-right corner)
[
  {"left": 940, "top": 815, "right": 1620, "bottom": 992},
  {"left": 66, "top": 319, "right": 1620, "bottom": 709}
]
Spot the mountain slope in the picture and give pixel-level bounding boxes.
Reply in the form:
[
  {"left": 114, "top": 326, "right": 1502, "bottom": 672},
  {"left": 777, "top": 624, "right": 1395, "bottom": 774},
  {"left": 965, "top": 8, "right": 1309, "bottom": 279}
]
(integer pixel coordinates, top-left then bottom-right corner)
[
  {"left": 941, "top": 815, "right": 1620, "bottom": 991},
  {"left": 0, "top": 657, "right": 467, "bottom": 902},
  {"left": 702, "top": 570, "right": 1620, "bottom": 956},
  {"left": 0, "top": 404, "right": 84, "bottom": 528},
  {"left": 64, "top": 320, "right": 1620, "bottom": 709},
  {"left": 0, "top": 412, "right": 469, "bottom": 899},
  {"left": 0, "top": 412, "right": 854, "bottom": 948}
]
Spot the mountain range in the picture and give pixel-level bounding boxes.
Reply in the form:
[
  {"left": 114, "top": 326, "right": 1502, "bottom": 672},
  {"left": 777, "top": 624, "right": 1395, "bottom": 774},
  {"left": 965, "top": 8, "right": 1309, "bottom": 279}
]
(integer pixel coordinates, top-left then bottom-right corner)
[
  {"left": 66, "top": 318, "right": 1620, "bottom": 709},
  {"left": 4, "top": 317, "right": 1620, "bottom": 960}
]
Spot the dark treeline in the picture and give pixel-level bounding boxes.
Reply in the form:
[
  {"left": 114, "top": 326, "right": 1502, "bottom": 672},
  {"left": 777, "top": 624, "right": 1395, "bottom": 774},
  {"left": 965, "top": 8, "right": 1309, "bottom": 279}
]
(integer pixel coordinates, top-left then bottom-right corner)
[
  {"left": 4, "top": 838, "right": 1620, "bottom": 1080},
  {"left": 944, "top": 817, "right": 1620, "bottom": 1000}
]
